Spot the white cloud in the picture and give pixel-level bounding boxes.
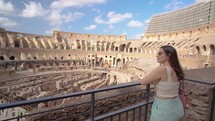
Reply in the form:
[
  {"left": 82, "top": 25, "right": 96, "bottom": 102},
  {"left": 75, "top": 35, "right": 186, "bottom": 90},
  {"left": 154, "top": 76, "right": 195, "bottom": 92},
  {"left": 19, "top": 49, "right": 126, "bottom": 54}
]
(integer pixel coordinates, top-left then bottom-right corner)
[
  {"left": 0, "top": 17, "right": 17, "bottom": 27},
  {"left": 95, "top": 11, "right": 133, "bottom": 24},
  {"left": 63, "top": 12, "right": 85, "bottom": 22},
  {"left": 46, "top": 10, "right": 85, "bottom": 26},
  {"left": 0, "top": 0, "right": 16, "bottom": 14},
  {"left": 84, "top": 25, "right": 97, "bottom": 30},
  {"left": 149, "top": 0, "right": 154, "bottom": 5},
  {"left": 107, "top": 12, "right": 132, "bottom": 24},
  {"left": 50, "top": 0, "right": 107, "bottom": 9},
  {"left": 164, "top": 0, "right": 184, "bottom": 11},
  {"left": 92, "top": 8, "right": 101, "bottom": 13},
  {"left": 95, "top": 16, "right": 108, "bottom": 24},
  {"left": 127, "top": 20, "right": 144, "bottom": 27},
  {"left": 21, "top": 1, "right": 46, "bottom": 18}
]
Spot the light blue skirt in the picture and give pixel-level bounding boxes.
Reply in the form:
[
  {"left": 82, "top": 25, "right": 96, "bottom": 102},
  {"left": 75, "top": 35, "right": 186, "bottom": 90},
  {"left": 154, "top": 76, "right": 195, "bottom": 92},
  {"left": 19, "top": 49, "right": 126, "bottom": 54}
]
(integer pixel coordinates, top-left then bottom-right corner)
[{"left": 150, "top": 96, "right": 184, "bottom": 121}]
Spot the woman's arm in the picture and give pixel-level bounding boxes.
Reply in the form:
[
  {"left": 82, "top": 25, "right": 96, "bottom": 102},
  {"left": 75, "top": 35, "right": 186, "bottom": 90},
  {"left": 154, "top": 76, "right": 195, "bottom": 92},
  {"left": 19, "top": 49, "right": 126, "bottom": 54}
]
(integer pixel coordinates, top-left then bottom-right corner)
[{"left": 141, "top": 66, "right": 165, "bottom": 85}]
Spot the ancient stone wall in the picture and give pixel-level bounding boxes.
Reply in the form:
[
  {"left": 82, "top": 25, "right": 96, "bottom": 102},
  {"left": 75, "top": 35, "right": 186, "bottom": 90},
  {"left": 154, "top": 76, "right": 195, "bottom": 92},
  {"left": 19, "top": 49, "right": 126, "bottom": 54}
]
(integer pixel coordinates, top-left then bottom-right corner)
[{"left": 182, "top": 80, "right": 215, "bottom": 121}]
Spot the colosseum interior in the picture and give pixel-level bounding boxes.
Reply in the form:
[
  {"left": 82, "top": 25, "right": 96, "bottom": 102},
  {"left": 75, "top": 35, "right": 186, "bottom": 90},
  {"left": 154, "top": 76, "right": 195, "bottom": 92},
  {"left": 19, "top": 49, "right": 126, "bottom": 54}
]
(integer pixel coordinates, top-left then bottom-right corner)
[{"left": 1, "top": 0, "right": 215, "bottom": 121}]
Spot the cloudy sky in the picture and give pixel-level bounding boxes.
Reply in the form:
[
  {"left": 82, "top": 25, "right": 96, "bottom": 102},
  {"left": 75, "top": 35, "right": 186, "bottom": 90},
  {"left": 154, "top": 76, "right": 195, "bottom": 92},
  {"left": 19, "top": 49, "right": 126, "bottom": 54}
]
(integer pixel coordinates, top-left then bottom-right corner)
[{"left": 0, "top": 0, "right": 197, "bottom": 39}]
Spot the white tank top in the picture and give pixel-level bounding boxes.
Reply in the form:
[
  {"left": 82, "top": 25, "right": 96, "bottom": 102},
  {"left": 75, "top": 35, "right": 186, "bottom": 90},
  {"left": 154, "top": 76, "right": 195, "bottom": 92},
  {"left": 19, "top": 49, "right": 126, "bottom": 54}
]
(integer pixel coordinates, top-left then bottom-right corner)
[{"left": 155, "top": 66, "right": 179, "bottom": 98}]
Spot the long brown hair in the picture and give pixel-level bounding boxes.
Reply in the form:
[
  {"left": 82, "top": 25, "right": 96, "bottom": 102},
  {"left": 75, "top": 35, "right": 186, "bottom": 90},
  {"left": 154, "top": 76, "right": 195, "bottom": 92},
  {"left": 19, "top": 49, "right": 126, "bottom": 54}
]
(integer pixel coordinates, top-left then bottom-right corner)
[{"left": 161, "top": 45, "right": 184, "bottom": 80}]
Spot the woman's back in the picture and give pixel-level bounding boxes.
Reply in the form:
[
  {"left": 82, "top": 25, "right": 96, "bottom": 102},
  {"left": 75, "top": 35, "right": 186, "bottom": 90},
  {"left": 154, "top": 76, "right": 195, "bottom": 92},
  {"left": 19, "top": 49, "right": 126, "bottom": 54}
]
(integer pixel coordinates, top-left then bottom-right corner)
[{"left": 155, "top": 66, "right": 179, "bottom": 98}]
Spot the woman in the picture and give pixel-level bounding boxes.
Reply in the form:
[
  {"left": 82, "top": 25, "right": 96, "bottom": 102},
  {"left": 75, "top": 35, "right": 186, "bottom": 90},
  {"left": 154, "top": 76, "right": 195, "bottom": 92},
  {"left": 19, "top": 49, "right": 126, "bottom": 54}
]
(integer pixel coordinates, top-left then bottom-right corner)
[{"left": 141, "top": 45, "right": 184, "bottom": 121}]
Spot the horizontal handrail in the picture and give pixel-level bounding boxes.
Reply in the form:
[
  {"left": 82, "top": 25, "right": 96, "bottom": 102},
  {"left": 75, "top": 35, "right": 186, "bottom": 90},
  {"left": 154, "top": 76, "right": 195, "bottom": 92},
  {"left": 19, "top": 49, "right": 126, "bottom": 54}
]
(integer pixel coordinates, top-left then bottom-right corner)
[
  {"left": 0, "top": 81, "right": 141, "bottom": 110},
  {"left": 87, "top": 100, "right": 154, "bottom": 121}
]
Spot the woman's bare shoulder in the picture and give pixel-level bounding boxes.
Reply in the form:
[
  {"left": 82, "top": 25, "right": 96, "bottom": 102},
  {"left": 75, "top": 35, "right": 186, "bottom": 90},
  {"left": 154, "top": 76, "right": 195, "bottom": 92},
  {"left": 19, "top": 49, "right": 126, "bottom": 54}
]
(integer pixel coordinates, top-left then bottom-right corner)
[{"left": 153, "top": 66, "right": 166, "bottom": 72}]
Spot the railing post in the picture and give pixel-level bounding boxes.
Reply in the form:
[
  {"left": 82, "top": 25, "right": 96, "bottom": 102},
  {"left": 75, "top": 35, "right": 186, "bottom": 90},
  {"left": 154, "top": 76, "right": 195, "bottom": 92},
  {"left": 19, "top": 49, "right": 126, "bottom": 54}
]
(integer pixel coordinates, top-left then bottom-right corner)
[
  {"left": 144, "top": 84, "right": 150, "bottom": 121},
  {"left": 210, "top": 87, "right": 215, "bottom": 121},
  {"left": 91, "top": 92, "right": 95, "bottom": 121}
]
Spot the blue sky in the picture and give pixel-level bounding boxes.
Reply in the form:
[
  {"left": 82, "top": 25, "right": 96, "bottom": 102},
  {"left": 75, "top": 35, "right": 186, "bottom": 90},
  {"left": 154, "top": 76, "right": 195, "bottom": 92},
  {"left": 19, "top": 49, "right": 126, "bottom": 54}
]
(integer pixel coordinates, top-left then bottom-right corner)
[{"left": 0, "top": 0, "right": 197, "bottom": 39}]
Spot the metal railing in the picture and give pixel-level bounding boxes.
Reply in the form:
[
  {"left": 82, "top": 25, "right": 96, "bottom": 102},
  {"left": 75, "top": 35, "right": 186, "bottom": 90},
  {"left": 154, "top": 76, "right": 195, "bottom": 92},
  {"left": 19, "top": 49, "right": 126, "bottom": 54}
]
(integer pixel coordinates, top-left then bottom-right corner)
[{"left": 0, "top": 82, "right": 153, "bottom": 121}]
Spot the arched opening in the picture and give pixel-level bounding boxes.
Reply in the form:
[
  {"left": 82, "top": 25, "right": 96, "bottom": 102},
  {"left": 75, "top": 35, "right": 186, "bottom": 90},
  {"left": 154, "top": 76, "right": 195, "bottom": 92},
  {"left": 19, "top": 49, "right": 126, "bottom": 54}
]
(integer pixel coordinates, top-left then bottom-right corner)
[
  {"left": 111, "top": 42, "right": 115, "bottom": 51},
  {"left": 10, "top": 56, "right": 15, "bottom": 60},
  {"left": 203, "top": 45, "right": 206, "bottom": 51},
  {"left": 34, "top": 56, "right": 37, "bottom": 60},
  {"left": 15, "top": 41, "right": 20, "bottom": 47},
  {"left": 92, "top": 45, "right": 95, "bottom": 51},
  {"left": 76, "top": 40, "right": 81, "bottom": 49},
  {"left": 134, "top": 48, "right": 137, "bottom": 52},
  {"left": 116, "top": 58, "right": 121, "bottom": 66},
  {"left": 120, "top": 44, "right": 126, "bottom": 52},
  {"left": 210, "top": 44, "right": 215, "bottom": 55},
  {"left": 0, "top": 56, "right": 4, "bottom": 60},
  {"left": 81, "top": 40, "right": 86, "bottom": 50},
  {"left": 129, "top": 48, "right": 133, "bottom": 53},
  {"left": 196, "top": 46, "right": 200, "bottom": 54},
  {"left": 115, "top": 47, "right": 118, "bottom": 51}
]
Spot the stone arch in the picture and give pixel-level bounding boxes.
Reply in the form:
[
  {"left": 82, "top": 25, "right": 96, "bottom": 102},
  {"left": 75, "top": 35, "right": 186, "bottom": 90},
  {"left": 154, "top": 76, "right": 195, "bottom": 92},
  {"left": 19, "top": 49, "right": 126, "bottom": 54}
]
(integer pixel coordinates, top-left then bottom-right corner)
[
  {"left": 111, "top": 42, "right": 115, "bottom": 51},
  {"left": 101, "top": 41, "right": 106, "bottom": 51},
  {"left": 82, "top": 40, "right": 86, "bottom": 50},
  {"left": 92, "top": 45, "right": 95, "bottom": 51},
  {"left": 126, "top": 42, "right": 131, "bottom": 52},
  {"left": 203, "top": 45, "right": 206, "bottom": 51},
  {"left": 106, "top": 42, "right": 111, "bottom": 51},
  {"left": 196, "top": 46, "right": 201, "bottom": 54},
  {"left": 97, "top": 41, "right": 101, "bottom": 51},
  {"left": 129, "top": 48, "right": 133, "bottom": 53},
  {"left": 209, "top": 44, "right": 215, "bottom": 55},
  {"left": 9, "top": 56, "right": 15, "bottom": 60},
  {"left": 59, "top": 44, "right": 64, "bottom": 49},
  {"left": 119, "top": 44, "right": 126, "bottom": 52},
  {"left": 0, "top": 56, "right": 4, "bottom": 60},
  {"left": 14, "top": 39, "right": 20, "bottom": 47},
  {"left": 76, "top": 40, "right": 81, "bottom": 49},
  {"left": 115, "top": 46, "right": 118, "bottom": 51},
  {"left": 134, "top": 48, "right": 137, "bottom": 52},
  {"left": 116, "top": 58, "right": 121, "bottom": 66}
]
